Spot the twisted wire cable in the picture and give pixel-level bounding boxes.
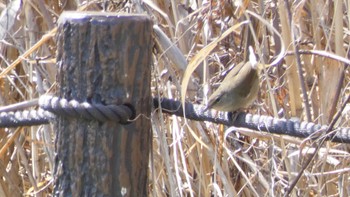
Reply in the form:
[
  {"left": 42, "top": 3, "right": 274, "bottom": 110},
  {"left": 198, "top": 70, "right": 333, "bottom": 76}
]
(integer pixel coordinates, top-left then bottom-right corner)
[
  {"left": 0, "top": 109, "right": 52, "bottom": 127},
  {"left": 153, "top": 97, "right": 350, "bottom": 144},
  {"left": 0, "top": 95, "right": 133, "bottom": 127},
  {"left": 0, "top": 96, "right": 349, "bottom": 144},
  {"left": 38, "top": 95, "right": 133, "bottom": 124}
]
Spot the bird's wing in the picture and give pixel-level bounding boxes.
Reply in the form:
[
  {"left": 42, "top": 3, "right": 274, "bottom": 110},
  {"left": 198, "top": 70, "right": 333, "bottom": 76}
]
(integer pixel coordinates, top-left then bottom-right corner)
[{"left": 234, "top": 63, "right": 258, "bottom": 98}]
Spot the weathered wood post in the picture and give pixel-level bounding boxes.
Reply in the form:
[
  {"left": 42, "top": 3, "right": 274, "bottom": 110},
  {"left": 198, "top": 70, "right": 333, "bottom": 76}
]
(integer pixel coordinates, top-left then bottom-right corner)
[{"left": 54, "top": 12, "right": 152, "bottom": 196}]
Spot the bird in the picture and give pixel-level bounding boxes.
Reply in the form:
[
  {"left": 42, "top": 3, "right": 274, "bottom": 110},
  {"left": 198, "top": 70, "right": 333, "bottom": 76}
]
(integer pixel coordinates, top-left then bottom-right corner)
[{"left": 204, "top": 59, "right": 260, "bottom": 112}]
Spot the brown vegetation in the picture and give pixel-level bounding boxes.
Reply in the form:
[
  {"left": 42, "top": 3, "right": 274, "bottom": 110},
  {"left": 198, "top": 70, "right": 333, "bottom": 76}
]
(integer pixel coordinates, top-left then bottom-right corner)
[{"left": 0, "top": 0, "right": 349, "bottom": 196}]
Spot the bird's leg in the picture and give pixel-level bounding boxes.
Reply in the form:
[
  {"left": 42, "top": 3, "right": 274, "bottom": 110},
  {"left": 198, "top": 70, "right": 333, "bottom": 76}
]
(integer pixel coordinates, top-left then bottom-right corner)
[{"left": 228, "top": 111, "right": 240, "bottom": 122}]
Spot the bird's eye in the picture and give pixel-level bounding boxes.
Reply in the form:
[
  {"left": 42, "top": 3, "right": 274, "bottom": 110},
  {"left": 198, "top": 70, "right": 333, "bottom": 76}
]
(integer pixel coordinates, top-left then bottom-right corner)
[{"left": 214, "top": 97, "right": 221, "bottom": 104}]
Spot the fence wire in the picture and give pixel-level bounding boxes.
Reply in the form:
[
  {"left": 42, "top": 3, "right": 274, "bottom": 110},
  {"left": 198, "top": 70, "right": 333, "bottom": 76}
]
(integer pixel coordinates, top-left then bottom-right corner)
[{"left": 0, "top": 95, "right": 349, "bottom": 143}]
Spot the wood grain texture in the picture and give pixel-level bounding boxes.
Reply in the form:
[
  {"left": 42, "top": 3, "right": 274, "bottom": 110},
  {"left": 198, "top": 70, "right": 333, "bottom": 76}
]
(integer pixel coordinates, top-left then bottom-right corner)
[{"left": 54, "top": 11, "right": 152, "bottom": 197}]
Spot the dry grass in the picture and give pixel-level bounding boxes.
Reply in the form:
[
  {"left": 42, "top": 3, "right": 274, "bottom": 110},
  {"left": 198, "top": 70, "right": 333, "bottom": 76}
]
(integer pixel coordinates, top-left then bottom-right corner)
[{"left": 0, "top": 0, "right": 350, "bottom": 196}]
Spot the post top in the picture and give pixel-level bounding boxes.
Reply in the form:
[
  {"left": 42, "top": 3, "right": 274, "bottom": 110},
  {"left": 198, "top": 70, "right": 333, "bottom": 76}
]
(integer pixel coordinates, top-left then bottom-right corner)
[{"left": 58, "top": 11, "right": 150, "bottom": 24}]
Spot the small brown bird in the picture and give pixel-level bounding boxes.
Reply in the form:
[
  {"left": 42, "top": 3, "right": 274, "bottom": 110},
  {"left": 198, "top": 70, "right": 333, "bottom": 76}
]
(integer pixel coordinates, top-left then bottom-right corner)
[{"left": 205, "top": 61, "right": 260, "bottom": 112}]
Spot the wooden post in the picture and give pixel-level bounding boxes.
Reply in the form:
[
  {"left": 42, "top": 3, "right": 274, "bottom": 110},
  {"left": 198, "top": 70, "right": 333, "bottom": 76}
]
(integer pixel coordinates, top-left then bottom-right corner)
[{"left": 54, "top": 12, "right": 152, "bottom": 196}]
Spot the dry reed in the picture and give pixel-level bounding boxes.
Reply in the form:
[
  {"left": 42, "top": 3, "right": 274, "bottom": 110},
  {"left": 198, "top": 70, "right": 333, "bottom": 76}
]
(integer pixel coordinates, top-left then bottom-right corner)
[{"left": 0, "top": 0, "right": 349, "bottom": 196}]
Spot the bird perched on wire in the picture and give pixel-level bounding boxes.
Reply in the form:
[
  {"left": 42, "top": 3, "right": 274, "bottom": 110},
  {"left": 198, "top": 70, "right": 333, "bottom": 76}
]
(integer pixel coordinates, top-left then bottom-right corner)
[{"left": 204, "top": 47, "right": 260, "bottom": 112}]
